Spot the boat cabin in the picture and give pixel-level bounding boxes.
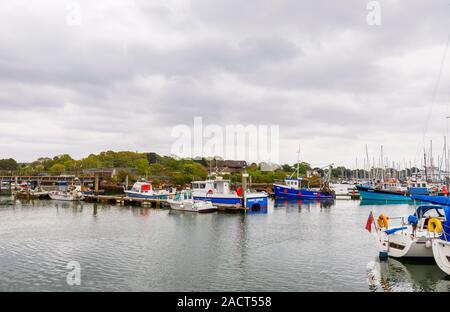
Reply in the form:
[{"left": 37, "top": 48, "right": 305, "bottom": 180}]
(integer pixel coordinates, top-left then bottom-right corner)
[
  {"left": 408, "top": 180, "right": 429, "bottom": 195},
  {"left": 415, "top": 205, "right": 449, "bottom": 235},
  {"left": 130, "top": 181, "right": 153, "bottom": 193},
  {"left": 191, "top": 178, "right": 231, "bottom": 195},
  {"left": 284, "top": 178, "right": 302, "bottom": 190}
]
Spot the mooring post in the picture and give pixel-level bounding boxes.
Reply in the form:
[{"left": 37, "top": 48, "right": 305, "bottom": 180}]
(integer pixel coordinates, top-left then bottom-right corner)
[
  {"left": 242, "top": 173, "right": 249, "bottom": 209},
  {"left": 95, "top": 174, "right": 99, "bottom": 196},
  {"left": 125, "top": 175, "right": 129, "bottom": 191}
]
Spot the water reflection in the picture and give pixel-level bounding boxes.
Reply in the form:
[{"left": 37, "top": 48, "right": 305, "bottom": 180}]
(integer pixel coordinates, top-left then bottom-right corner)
[
  {"left": 360, "top": 199, "right": 415, "bottom": 206},
  {"left": 1, "top": 195, "right": 449, "bottom": 292},
  {"left": 367, "top": 258, "right": 450, "bottom": 292},
  {"left": 274, "top": 198, "right": 336, "bottom": 211}
]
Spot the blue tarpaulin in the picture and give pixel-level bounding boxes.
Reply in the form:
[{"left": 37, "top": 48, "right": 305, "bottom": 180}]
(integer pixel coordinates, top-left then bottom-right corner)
[{"left": 384, "top": 227, "right": 407, "bottom": 235}]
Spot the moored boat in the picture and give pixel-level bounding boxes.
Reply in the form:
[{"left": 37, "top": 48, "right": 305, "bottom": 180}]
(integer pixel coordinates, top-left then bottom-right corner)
[
  {"left": 274, "top": 178, "right": 335, "bottom": 199},
  {"left": 168, "top": 190, "right": 217, "bottom": 213},
  {"left": 368, "top": 205, "right": 447, "bottom": 259},
  {"left": 49, "top": 180, "right": 84, "bottom": 201},
  {"left": 410, "top": 194, "right": 450, "bottom": 275},
  {"left": 432, "top": 239, "right": 450, "bottom": 275},
  {"left": 356, "top": 184, "right": 411, "bottom": 202},
  {"left": 124, "top": 179, "right": 169, "bottom": 199},
  {"left": 12, "top": 182, "right": 50, "bottom": 199},
  {"left": 191, "top": 175, "right": 268, "bottom": 211}
]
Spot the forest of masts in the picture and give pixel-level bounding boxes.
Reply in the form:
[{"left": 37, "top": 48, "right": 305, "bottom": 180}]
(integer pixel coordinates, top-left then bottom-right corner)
[{"left": 337, "top": 141, "right": 450, "bottom": 183}]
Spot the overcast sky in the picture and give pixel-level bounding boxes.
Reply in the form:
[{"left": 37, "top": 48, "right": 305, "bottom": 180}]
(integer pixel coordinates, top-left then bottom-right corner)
[{"left": 1, "top": 0, "right": 450, "bottom": 168}]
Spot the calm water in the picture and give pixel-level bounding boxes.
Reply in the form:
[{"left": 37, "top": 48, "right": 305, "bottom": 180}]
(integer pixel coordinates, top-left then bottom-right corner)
[{"left": 0, "top": 196, "right": 449, "bottom": 292}]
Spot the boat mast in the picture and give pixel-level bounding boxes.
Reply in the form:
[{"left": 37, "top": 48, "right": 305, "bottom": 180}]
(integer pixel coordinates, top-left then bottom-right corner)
[
  {"left": 381, "top": 145, "right": 384, "bottom": 182},
  {"left": 296, "top": 144, "right": 300, "bottom": 179},
  {"left": 430, "top": 140, "right": 434, "bottom": 182},
  {"left": 424, "top": 148, "right": 428, "bottom": 182},
  {"left": 366, "top": 144, "right": 371, "bottom": 182}
]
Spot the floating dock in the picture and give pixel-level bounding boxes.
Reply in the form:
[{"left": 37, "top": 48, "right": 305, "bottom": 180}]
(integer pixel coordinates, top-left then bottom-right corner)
[{"left": 84, "top": 195, "right": 171, "bottom": 208}]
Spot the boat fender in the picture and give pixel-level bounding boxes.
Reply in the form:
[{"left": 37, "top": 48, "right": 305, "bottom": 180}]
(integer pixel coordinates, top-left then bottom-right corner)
[
  {"left": 407, "top": 215, "right": 418, "bottom": 225},
  {"left": 427, "top": 218, "right": 443, "bottom": 234},
  {"left": 425, "top": 240, "right": 432, "bottom": 248},
  {"left": 377, "top": 214, "right": 389, "bottom": 229}
]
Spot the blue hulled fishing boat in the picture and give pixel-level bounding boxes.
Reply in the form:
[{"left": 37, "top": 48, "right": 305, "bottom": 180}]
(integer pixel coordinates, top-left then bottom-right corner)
[
  {"left": 274, "top": 178, "right": 335, "bottom": 199},
  {"left": 356, "top": 184, "right": 411, "bottom": 202},
  {"left": 273, "top": 148, "right": 335, "bottom": 200}
]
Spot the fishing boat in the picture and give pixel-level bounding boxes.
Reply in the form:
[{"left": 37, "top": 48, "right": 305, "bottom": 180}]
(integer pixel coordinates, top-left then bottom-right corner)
[
  {"left": 124, "top": 179, "right": 169, "bottom": 199},
  {"left": 191, "top": 175, "right": 268, "bottom": 211},
  {"left": 49, "top": 180, "right": 84, "bottom": 201},
  {"left": 168, "top": 190, "right": 217, "bottom": 213},
  {"left": 274, "top": 178, "right": 335, "bottom": 199},
  {"left": 273, "top": 149, "right": 335, "bottom": 200},
  {"left": 369, "top": 205, "right": 447, "bottom": 259},
  {"left": 356, "top": 180, "right": 411, "bottom": 202}
]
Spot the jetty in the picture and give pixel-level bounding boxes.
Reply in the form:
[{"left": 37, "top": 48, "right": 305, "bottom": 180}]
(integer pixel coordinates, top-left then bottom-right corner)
[{"left": 84, "top": 194, "right": 170, "bottom": 208}]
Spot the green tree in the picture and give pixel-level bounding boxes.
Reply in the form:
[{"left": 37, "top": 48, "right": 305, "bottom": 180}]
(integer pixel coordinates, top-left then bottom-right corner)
[
  {"left": 0, "top": 158, "right": 18, "bottom": 170},
  {"left": 49, "top": 164, "right": 66, "bottom": 174}
]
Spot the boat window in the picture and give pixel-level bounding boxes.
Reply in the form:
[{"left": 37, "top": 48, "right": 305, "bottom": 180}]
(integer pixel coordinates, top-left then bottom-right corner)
[
  {"left": 200, "top": 183, "right": 206, "bottom": 189},
  {"left": 422, "top": 209, "right": 444, "bottom": 218},
  {"left": 192, "top": 183, "right": 199, "bottom": 189},
  {"left": 422, "top": 183, "right": 426, "bottom": 187}
]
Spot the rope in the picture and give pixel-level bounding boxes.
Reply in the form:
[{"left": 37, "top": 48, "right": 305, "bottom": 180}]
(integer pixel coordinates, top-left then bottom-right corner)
[{"left": 415, "top": 34, "right": 450, "bottom": 166}]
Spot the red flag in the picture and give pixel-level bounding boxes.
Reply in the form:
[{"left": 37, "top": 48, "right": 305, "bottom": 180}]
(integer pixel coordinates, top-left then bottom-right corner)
[{"left": 365, "top": 211, "right": 374, "bottom": 232}]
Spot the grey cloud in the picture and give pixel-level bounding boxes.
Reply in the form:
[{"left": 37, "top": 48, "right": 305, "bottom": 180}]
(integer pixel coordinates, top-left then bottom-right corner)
[{"left": 0, "top": 0, "right": 449, "bottom": 166}]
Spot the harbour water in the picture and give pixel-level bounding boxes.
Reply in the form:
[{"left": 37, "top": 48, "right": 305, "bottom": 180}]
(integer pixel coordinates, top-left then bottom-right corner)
[{"left": 0, "top": 196, "right": 449, "bottom": 292}]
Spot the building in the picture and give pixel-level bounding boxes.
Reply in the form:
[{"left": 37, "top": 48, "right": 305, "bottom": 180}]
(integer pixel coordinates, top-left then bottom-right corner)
[
  {"left": 82, "top": 168, "right": 138, "bottom": 181},
  {"left": 216, "top": 160, "right": 247, "bottom": 174},
  {"left": 260, "top": 162, "right": 281, "bottom": 172}
]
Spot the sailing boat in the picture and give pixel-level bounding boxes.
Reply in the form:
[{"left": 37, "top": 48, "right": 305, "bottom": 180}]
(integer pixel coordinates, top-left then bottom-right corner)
[{"left": 273, "top": 147, "right": 335, "bottom": 199}]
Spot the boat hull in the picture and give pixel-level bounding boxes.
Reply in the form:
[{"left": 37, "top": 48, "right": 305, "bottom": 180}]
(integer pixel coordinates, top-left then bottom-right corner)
[
  {"left": 273, "top": 184, "right": 335, "bottom": 199},
  {"left": 357, "top": 186, "right": 411, "bottom": 202},
  {"left": 192, "top": 194, "right": 268, "bottom": 210},
  {"left": 49, "top": 193, "right": 82, "bottom": 201},
  {"left": 432, "top": 239, "right": 450, "bottom": 275},
  {"left": 168, "top": 200, "right": 217, "bottom": 213},
  {"left": 125, "top": 191, "right": 168, "bottom": 200},
  {"left": 375, "top": 231, "right": 434, "bottom": 258}
]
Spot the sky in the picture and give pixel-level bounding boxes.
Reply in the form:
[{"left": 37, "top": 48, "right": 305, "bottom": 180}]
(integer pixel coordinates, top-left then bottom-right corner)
[{"left": 1, "top": 0, "right": 450, "bottom": 168}]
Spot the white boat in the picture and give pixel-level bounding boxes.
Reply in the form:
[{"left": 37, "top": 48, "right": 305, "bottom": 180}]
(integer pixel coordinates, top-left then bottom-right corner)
[
  {"left": 431, "top": 204, "right": 450, "bottom": 275},
  {"left": 49, "top": 190, "right": 84, "bottom": 201},
  {"left": 49, "top": 180, "right": 84, "bottom": 201},
  {"left": 0, "top": 181, "right": 9, "bottom": 191},
  {"left": 432, "top": 239, "right": 450, "bottom": 275},
  {"left": 168, "top": 190, "right": 217, "bottom": 213},
  {"left": 124, "top": 179, "right": 170, "bottom": 199},
  {"left": 12, "top": 182, "right": 50, "bottom": 199},
  {"left": 372, "top": 205, "right": 447, "bottom": 259}
]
